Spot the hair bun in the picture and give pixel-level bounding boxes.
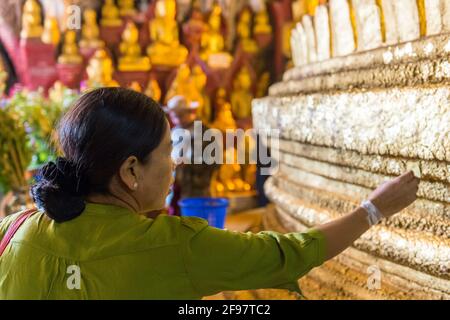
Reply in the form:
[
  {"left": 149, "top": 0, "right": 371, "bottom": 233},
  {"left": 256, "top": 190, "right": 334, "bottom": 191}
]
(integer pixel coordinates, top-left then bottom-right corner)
[{"left": 30, "top": 157, "right": 88, "bottom": 223}]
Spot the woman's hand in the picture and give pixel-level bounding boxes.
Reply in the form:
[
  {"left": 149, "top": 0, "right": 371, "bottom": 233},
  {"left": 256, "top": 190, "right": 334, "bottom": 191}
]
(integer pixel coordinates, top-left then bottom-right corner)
[
  {"left": 368, "top": 171, "right": 419, "bottom": 218},
  {"left": 315, "top": 171, "right": 419, "bottom": 261}
]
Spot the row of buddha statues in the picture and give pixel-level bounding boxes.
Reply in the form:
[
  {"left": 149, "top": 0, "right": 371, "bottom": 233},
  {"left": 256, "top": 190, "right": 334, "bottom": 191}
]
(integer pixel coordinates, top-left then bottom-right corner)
[
  {"left": 15, "top": 0, "right": 273, "bottom": 118},
  {"left": 288, "top": 0, "right": 450, "bottom": 67},
  {"left": 20, "top": 0, "right": 273, "bottom": 70}
]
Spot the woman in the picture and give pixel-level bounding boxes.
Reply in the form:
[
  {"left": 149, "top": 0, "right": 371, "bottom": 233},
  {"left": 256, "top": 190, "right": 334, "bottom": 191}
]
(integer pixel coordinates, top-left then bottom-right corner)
[{"left": 0, "top": 87, "right": 419, "bottom": 299}]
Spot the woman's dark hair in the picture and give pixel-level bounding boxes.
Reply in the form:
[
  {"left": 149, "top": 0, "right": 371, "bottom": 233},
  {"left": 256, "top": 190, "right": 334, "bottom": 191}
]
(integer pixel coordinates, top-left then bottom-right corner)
[{"left": 31, "top": 87, "right": 168, "bottom": 223}]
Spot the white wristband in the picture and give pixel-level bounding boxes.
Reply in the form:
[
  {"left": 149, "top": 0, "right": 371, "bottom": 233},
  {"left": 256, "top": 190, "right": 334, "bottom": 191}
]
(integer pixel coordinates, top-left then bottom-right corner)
[{"left": 360, "top": 200, "right": 384, "bottom": 226}]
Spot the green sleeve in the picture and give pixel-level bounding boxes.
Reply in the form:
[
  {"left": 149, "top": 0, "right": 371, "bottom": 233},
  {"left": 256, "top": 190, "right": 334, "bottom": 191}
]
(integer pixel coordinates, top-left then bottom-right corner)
[{"left": 180, "top": 217, "right": 327, "bottom": 297}]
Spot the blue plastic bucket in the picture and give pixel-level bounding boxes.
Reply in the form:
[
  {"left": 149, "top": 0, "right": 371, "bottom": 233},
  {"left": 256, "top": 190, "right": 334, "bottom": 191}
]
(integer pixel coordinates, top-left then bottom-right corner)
[{"left": 178, "top": 197, "right": 229, "bottom": 229}]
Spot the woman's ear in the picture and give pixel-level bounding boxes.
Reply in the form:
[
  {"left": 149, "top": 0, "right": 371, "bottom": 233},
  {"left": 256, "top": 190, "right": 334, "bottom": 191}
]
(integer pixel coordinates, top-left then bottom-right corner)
[{"left": 118, "top": 156, "right": 140, "bottom": 191}]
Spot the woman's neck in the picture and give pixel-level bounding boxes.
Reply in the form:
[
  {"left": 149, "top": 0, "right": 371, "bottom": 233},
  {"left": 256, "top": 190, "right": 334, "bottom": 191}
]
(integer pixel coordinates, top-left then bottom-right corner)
[{"left": 86, "top": 193, "right": 139, "bottom": 214}]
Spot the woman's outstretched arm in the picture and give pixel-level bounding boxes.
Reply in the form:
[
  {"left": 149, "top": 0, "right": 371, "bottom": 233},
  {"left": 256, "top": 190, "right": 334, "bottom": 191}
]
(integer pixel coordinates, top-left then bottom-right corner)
[{"left": 315, "top": 171, "right": 419, "bottom": 260}]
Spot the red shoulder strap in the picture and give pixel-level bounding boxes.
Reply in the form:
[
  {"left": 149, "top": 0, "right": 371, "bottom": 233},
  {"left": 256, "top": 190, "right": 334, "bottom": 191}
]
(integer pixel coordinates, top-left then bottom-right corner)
[{"left": 0, "top": 208, "right": 37, "bottom": 257}]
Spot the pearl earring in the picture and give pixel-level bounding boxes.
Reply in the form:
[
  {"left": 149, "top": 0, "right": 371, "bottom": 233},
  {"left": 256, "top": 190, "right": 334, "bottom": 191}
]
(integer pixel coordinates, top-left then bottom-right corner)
[{"left": 133, "top": 182, "right": 138, "bottom": 189}]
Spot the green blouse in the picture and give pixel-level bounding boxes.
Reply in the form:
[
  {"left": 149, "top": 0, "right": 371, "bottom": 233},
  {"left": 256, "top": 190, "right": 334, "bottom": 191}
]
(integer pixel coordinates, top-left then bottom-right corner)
[{"left": 0, "top": 203, "right": 326, "bottom": 299}]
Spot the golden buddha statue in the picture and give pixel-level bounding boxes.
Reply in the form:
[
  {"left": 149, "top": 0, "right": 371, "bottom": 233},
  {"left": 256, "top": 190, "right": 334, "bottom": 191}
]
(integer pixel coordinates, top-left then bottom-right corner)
[
  {"left": 191, "top": 65, "right": 212, "bottom": 124},
  {"left": 118, "top": 22, "right": 151, "bottom": 72},
  {"left": 211, "top": 88, "right": 237, "bottom": 132},
  {"left": 209, "top": 88, "right": 253, "bottom": 195},
  {"left": 200, "top": 3, "right": 232, "bottom": 69},
  {"left": 165, "top": 64, "right": 196, "bottom": 103},
  {"left": 292, "top": 0, "right": 307, "bottom": 22},
  {"left": 147, "top": 0, "right": 188, "bottom": 67},
  {"left": 101, "top": 0, "right": 123, "bottom": 27},
  {"left": 230, "top": 66, "right": 253, "bottom": 119},
  {"left": 118, "top": 0, "right": 136, "bottom": 17},
  {"left": 182, "top": 0, "right": 208, "bottom": 50},
  {"left": 80, "top": 9, "right": 105, "bottom": 50},
  {"left": 42, "top": 17, "right": 61, "bottom": 45},
  {"left": 236, "top": 8, "right": 258, "bottom": 54},
  {"left": 86, "top": 49, "right": 119, "bottom": 88},
  {"left": 58, "top": 30, "right": 83, "bottom": 65},
  {"left": 253, "top": 4, "right": 272, "bottom": 35},
  {"left": 129, "top": 81, "right": 142, "bottom": 92},
  {"left": 306, "top": 0, "right": 320, "bottom": 16},
  {"left": 20, "top": 0, "right": 43, "bottom": 39},
  {"left": 256, "top": 71, "right": 270, "bottom": 98},
  {"left": 144, "top": 78, "right": 162, "bottom": 103}
]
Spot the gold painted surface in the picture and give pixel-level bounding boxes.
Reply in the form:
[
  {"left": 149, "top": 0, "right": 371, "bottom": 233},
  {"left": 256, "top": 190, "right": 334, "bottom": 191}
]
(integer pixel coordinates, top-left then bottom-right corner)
[
  {"left": 284, "top": 33, "right": 450, "bottom": 81},
  {"left": 253, "top": 86, "right": 450, "bottom": 162},
  {"left": 256, "top": 4, "right": 450, "bottom": 298},
  {"left": 263, "top": 205, "right": 449, "bottom": 299},
  {"left": 265, "top": 178, "right": 450, "bottom": 280}
]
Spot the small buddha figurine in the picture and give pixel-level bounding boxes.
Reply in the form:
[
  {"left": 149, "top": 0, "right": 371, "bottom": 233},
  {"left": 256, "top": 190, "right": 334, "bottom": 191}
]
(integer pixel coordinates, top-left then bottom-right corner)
[
  {"left": 253, "top": 4, "right": 272, "bottom": 35},
  {"left": 58, "top": 30, "right": 83, "bottom": 64},
  {"left": 165, "top": 64, "right": 195, "bottom": 103},
  {"left": 86, "top": 49, "right": 119, "bottom": 88},
  {"left": 42, "top": 17, "right": 61, "bottom": 45},
  {"left": 255, "top": 71, "right": 270, "bottom": 98},
  {"left": 20, "top": 0, "right": 43, "bottom": 39},
  {"left": 144, "top": 77, "right": 162, "bottom": 103},
  {"left": 200, "top": 3, "right": 232, "bottom": 68},
  {"left": 236, "top": 8, "right": 258, "bottom": 54},
  {"left": 209, "top": 88, "right": 250, "bottom": 195},
  {"left": 292, "top": 0, "right": 307, "bottom": 22},
  {"left": 306, "top": 0, "right": 320, "bottom": 16},
  {"left": 118, "top": 0, "right": 136, "bottom": 17},
  {"left": 129, "top": 81, "right": 142, "bottom": 92},
  {"left": 191, "top": 65, "right": 212, "bottom": 124},
  {"left": 211, "top": 88, "right": 237, "bottom": 132},
  {"left": 147, "top": 0, "right": 188, "bottom": 67},
  {"left": 118, "top": 22, "right": 151, "bottom": 72},
  {"left": 80, "top": 9, "right": 105, "bottom": 50},
  {"left": 101, "top": 0, "right": 123, "bottom": 27},
  {"left": 230, "top": 66, "right": 254, "bottom": 119},
  {"left": 182, "top": 0, "right": 208, "bottom": 50}
]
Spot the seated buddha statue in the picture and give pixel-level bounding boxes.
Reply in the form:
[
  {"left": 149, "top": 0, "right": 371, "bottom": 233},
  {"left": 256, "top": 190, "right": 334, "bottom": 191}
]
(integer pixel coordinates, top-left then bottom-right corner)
[
  {"left": 118, "top": 0, "right": 136, "bottom": 17},
  {"left": 253, "top": 3, "right": 272, "bottom": 35},
  {"left": 118, "top": 22, "right": 151, "bottom": 72},
  {"left": 165, "top": 64, "right": 196, "bottom": 104},
  {"left": 236, "top": 8, "right": 258, "bottom": 54},
  {"left": 211, "top": 88, "right": 237, "bottom": 132},
  {"left": 182, "top": 0, "right": 208, "bottom": 50},
  {"left": 101, "top": 0, "right": 123, "bottom": 27},
  {"left": 209, "top": 88, "right": 251, "bottom": 196},
  {"left": 80, "top": 9, "right": 105, "bottom": 50},
  {"left": 144, "top": 77, "right": 162, "bottom": 103},
  {"left": 146, "top": 0, "right": 188, "bottom": 67},
  {"left": 86, "top": 49, "right": 119, "bottom": 88},
  {"left": 58, "top": 30, "right": 83, "bottom": 65},
  {"left": 230, "top": 66, "right": 254, "bottom": 120},
  {"left": 42, "top": 17, "right": 61, "bottom": 45},
  {"left": 200, "top": 3, "right": 232, "bottom": 69},
  {"left": 20, "top": 0, "right": 43, "bottom": 39},
  {"left": 128, "top": 81, "right": 142, "bottom": 92},
  {"left": 191, "top": 65, "right": 212, "bottom": 124}
]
